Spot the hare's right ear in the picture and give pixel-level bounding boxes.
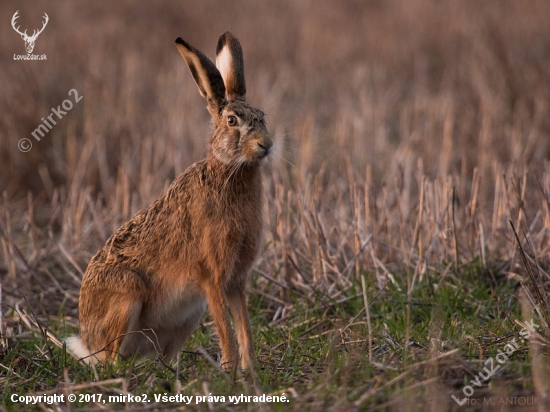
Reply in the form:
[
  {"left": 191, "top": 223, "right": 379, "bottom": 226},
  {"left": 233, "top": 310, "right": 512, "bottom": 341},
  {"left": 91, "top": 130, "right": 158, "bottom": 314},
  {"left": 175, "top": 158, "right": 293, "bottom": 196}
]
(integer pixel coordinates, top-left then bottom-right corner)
[
  {"left": 175, "top": 37, "right": 226, "bottom": 123},
  {"left": 215, "top": 32, "right": 246, "bottom": 101}
]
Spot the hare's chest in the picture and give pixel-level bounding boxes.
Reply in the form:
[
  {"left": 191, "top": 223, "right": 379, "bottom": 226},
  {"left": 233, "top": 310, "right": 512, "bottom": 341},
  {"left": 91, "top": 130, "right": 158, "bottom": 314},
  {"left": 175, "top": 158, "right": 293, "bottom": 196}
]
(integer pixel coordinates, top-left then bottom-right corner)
[
  {"left": 233, "top": 204, "right": 263, "bottom": 267},
  {"left": 198, "top": 197, "right": 262, "bottom": 267}
]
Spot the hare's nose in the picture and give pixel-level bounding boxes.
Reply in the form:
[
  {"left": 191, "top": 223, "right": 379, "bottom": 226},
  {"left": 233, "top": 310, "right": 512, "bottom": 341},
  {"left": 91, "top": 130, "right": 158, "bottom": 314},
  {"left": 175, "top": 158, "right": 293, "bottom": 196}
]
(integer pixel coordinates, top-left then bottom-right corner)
[{"left": 257, "top": 142, "right": 272, "bottom": 157}]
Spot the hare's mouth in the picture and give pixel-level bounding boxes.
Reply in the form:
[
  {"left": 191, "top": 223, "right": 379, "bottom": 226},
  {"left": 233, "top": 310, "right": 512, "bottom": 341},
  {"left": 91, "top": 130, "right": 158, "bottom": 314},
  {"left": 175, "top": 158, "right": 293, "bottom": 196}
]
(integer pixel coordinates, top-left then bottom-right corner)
[{"left": 240, "top": 142, "right": 272, "bottom": 162}]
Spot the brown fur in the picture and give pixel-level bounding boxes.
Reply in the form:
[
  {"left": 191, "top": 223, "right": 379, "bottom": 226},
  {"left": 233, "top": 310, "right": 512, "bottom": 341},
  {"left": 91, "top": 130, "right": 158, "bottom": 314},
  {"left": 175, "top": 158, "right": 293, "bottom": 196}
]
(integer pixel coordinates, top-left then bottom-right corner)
[{"left": 68, "top": 32, "right": 272, "bottom": 371}]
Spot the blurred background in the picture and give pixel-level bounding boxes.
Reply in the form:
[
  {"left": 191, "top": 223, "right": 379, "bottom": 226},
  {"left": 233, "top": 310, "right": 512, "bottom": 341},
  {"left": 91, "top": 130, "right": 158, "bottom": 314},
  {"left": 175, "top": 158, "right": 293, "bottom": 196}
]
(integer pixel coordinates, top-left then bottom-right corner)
[
  {"left": 1, "top": 0, "right": 550, "bottom": 316},
  {"left": 2, "top": 0, "right": 549, "bottom": 197}
]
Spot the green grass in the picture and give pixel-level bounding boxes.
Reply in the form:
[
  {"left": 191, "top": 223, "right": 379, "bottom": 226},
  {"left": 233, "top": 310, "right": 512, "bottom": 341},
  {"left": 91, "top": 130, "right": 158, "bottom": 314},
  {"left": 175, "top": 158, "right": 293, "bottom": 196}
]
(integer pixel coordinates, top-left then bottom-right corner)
[{"left": 1, "top": 260, "right": 542, "bottom": 411}]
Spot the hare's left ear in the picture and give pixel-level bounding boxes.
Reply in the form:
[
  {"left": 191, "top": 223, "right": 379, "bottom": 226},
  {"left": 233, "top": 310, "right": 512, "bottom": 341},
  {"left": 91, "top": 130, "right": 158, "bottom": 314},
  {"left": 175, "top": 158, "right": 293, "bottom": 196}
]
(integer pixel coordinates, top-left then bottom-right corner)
[
  {"left": 175, "top": 37, "right": 227, "bottom": 123},
  {"left": 216, "top": 32, "right": 246, "bottom": 101}
]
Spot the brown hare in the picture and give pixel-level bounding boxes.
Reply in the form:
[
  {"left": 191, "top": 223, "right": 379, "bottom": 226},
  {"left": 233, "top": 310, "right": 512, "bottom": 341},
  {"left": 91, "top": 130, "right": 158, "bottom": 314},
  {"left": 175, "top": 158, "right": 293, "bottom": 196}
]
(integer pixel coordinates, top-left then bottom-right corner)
[{"left": 66, "top": 32, "right": 272, "bottom": 372}]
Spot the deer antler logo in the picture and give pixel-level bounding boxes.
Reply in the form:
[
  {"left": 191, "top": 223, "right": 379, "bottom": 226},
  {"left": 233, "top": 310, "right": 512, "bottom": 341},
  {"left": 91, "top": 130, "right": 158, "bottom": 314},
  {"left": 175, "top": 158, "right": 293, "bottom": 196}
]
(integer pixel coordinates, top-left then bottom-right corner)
[{"left": 11, "top": 10, "right": 49, "bottom": 54}]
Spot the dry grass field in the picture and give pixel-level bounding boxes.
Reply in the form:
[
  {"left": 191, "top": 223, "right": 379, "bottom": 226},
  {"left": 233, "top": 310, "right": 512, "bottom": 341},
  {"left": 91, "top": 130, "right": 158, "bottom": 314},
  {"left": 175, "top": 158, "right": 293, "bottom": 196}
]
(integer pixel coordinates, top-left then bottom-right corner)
[{"left": 2, "top": 0, "right": 550, "bottom": 410}]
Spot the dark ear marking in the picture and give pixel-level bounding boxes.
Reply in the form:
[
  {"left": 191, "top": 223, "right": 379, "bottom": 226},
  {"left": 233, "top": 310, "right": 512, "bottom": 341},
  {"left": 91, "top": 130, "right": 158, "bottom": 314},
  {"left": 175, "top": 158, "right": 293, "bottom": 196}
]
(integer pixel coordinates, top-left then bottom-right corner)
[
  {"left": 186, "top": 62, "right": 205, "bottom": 97},
  {"left": 215, "top": 32, "right": 246, "bottom": 101},
  {"left": 215, "top": 33, "right": 228, "bottom": 56},
  {"left": 175, "top": 37, "right": 226, "bottom": 121}
]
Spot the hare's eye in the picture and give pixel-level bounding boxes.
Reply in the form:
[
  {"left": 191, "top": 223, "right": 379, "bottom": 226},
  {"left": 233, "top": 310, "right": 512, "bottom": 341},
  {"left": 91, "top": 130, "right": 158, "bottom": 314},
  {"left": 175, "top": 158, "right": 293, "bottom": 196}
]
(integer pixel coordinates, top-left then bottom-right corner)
[{"left": 227, "top": 116, "right": 237, "bottom": 126}]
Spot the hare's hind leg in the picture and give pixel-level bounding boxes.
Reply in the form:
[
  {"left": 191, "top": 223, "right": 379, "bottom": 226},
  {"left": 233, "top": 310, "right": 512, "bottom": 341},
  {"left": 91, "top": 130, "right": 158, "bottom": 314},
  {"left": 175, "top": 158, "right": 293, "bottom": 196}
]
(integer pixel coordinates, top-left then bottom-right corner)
[
  {"left": 81, "top": 297, "right": 143, "bottom": 362},
  {"left": 227, "top": 286, "right": 256, "bottom": 370},
  {"left": 79, "top": 274, "right": 145, "bottom": 362}
]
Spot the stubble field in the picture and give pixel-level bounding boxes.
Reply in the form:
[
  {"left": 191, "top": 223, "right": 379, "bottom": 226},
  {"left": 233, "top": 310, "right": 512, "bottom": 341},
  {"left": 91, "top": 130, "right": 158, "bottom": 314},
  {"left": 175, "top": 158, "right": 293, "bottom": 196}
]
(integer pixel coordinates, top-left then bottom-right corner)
[{"left": 1, "top": 0, "right": 550, "bottom": 410}]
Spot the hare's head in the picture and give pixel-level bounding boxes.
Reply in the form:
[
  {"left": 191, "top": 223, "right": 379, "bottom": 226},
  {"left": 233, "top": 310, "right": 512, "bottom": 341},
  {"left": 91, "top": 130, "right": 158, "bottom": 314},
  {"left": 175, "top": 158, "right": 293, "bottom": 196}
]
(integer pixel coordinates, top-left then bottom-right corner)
[{"left": 176, "top": 32, "right": 272, "bottom": 166}]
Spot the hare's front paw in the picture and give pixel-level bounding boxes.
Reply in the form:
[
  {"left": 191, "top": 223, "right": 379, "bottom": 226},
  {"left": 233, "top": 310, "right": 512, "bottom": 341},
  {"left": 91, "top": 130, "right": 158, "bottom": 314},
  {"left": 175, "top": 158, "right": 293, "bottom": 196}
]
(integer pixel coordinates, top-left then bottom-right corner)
[{"left": 221, "top": 359, "right": 236, "bottom": 373}]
